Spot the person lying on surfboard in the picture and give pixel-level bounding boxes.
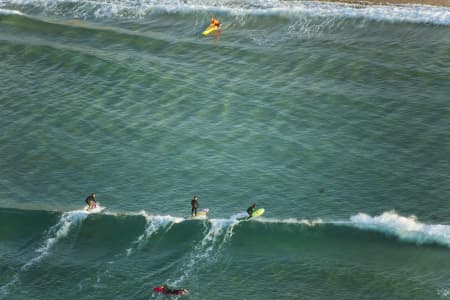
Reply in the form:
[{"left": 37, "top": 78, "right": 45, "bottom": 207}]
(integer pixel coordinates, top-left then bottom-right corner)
[
  {"left": 247, "top": 203, "right": 256, "bottom": 217},
  {"left": 153, "top": 284, "right": 188, "bottom": 295},
  {"left": 210, "top": 17, "right": 220, "bottom": 29},
  {"left": 85, "top": 193, "right": 96, "bottom": 210}
]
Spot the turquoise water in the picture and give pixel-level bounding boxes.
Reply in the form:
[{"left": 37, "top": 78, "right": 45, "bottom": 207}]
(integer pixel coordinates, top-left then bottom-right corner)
[{"left": 1, "top": 0, "right": 450, "bottom": 299}]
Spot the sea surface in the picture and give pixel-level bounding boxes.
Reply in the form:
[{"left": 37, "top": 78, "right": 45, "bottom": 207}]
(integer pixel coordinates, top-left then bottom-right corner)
[{"left": 1, "top": 0, "right": 450, "bottom": 299}]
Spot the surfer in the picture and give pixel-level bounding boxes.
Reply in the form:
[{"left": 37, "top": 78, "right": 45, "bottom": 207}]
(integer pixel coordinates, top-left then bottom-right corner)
[
  {"left": 202, "top": 17, "right": 221, "bottom": 36},
  {"left": 247, "top": 203, "right": 256, "bottom": 217},
  {"left": 210, "top": 17, "right": 220, "bottom": 29},
  {"left": 153, "top": 284, "right": 188, "bottom": 295},
  {"left": 191, "top": 195, "right": 199, "bottom": 217},
  {"left": 85, "top": 193, "right": 96, "bottom": 210}
]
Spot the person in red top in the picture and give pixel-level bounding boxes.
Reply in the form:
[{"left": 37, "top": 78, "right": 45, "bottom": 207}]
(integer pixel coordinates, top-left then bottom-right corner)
[{"left": 211, "top": 17, "right": 220, "bottom": 29}]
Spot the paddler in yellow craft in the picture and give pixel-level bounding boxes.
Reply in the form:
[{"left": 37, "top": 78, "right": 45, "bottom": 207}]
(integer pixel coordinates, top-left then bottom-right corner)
[
  {"left": 210, "top": 17, "right": 221, "bottom": 30},
  {"left": 203, "top": 17, "right": 221, "bottom": 36}
]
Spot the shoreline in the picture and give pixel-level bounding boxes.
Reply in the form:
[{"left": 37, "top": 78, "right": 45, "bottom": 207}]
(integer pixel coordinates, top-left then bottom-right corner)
[{"left": 322, "top": 0, "right": 450, "bottom": 7}]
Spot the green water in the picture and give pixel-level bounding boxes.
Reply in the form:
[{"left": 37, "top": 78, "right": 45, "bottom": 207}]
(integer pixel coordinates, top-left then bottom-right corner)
[{"left": 1, "top": 2, "right": 450, "bottom": 299}]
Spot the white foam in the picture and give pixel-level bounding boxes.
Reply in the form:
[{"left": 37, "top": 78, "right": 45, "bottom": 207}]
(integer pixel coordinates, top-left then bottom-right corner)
[
  {"left": 437, "top": 288, "right": 450, "bottom": 298},
  {"left": 349, "top": 211, "right": 450, "bottom": 247},
  {"left": 83, "top": 204, "right": 106, "bottom": 214},
  {"left": 221, "top": 211, "right": 450, "bottom": 249},
  {"left": 230, "top": 212, "right": 248, "bottom": 220},
  {"left": 114, "top": 2, "right": 447, "bottom": 26},
  {"left": 1, "top": 0, "right": 449, "bottom": 25},
  {"left": 205, "top": 218, "right": 240, "bottom": 244},
  {"left": 126, "top": 213, "right": 184, "bottom": 256},
  {"left": 0, "top": 274, "right": 19, "bottom": 299},
  {"left": 0, "top": 8, "right": 24, "bottom": 15},
  {"left": 171, "top": 217, "right": 239, "bottom": 285},
  {"left": 253, "top": 217, "right": 323, "bottom": 226}
]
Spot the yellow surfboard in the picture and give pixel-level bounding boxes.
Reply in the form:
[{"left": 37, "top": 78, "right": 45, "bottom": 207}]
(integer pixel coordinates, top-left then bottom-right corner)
[
  {"left": 202, "top": 25, "right": 219, "bottom": 36},
  {"left": 251, "top": 208, "right": 265, "bottom": 218}
]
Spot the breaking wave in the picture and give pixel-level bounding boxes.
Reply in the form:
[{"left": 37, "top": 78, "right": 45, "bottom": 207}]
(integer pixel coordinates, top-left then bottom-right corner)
[
  {"left": 1, "top": 0, "right": 449, "bottom": 25},
  {"left": 2, "top": 207, "right": 449, "bottom": 252}
]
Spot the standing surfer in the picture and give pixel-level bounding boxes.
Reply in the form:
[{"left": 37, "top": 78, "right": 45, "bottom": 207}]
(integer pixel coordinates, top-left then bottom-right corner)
[
  {"left": 85, "top": 193, "right": 96, "bottom": 210},
  {"left": 191, "top": 195, "right": 199, "bottom": 217}
]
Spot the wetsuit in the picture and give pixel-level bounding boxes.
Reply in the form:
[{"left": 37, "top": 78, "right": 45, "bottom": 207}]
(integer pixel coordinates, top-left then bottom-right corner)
[
  {"left": 155, "top": 286, "right": 187, "bottom": 295},
  {"left": 247, "top": 206, "right": 255, "bottom": 217},
  {"left": 191, "top": 198, "right": 199, "bottom": 216},
  {"left": 85, "top": 195, "right": 96, "bottom": 208},
  {"left": 166, "top": 288, "right": 187, "bottom": 295}
]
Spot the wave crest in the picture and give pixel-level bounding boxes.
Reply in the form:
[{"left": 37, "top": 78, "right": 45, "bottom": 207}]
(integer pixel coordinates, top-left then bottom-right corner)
[
  {"left": 1, "top": 0, "right": 449, "bottom": 25},
  {"left": 349, "top": 211, "right": 450, "bottom": 247}
]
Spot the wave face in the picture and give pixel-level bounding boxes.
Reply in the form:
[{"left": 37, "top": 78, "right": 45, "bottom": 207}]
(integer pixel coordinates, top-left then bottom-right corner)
[{"left": 1, "top": 208, "right": 450, "bottom": 299}]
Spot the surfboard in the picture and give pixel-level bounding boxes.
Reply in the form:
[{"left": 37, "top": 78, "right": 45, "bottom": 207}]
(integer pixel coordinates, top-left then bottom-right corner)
[
  {"left": 192, "top": 208, "right": 209, "bottom": 219},
  {"left": 84, "top": 204, "right": 105, "bottom": 213},
  {"left": 202, "top": 25, "right": 218, "bottom": 36},
  {"left": 237, "top": 208, "right": 265, "bottom": 221},
  {"left": 251, "top": 208, "right": 265, "bottom": 218}
]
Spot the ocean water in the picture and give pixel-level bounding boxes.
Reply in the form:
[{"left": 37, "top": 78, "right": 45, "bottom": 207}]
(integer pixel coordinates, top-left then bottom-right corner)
[{"left": 1, "top": 0, "right": 450, "bottom": 299}]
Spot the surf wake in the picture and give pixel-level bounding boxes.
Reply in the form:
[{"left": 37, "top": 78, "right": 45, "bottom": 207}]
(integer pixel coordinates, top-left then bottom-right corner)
[
  {"left": 170, "top": 217, "right": 240, "bottom": 286},
  {"left": 126, "top": 211, "right": 183, "bottom": 256}
]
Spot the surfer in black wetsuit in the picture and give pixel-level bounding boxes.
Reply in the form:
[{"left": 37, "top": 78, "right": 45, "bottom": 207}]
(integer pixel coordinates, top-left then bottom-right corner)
[
  {"left": 161, "top": 284, "right": 188, "bottom": 295},
  {"left": 162, "top": 284, "right": 170, "bottom": 293},
  {"left": 85, "top": 193, "right": 96, "bottom": 209},
  {"left": 247, "top": 203, "right": 256, "bottom": 217},
  {"left": 191, "top": 195, "right": 199, "bottom": 216}
]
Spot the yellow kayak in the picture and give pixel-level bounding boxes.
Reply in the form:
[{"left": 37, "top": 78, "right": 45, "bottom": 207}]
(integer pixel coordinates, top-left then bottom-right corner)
[{"left": 202, "top": 25, "right": 219, "bottom": 36}]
